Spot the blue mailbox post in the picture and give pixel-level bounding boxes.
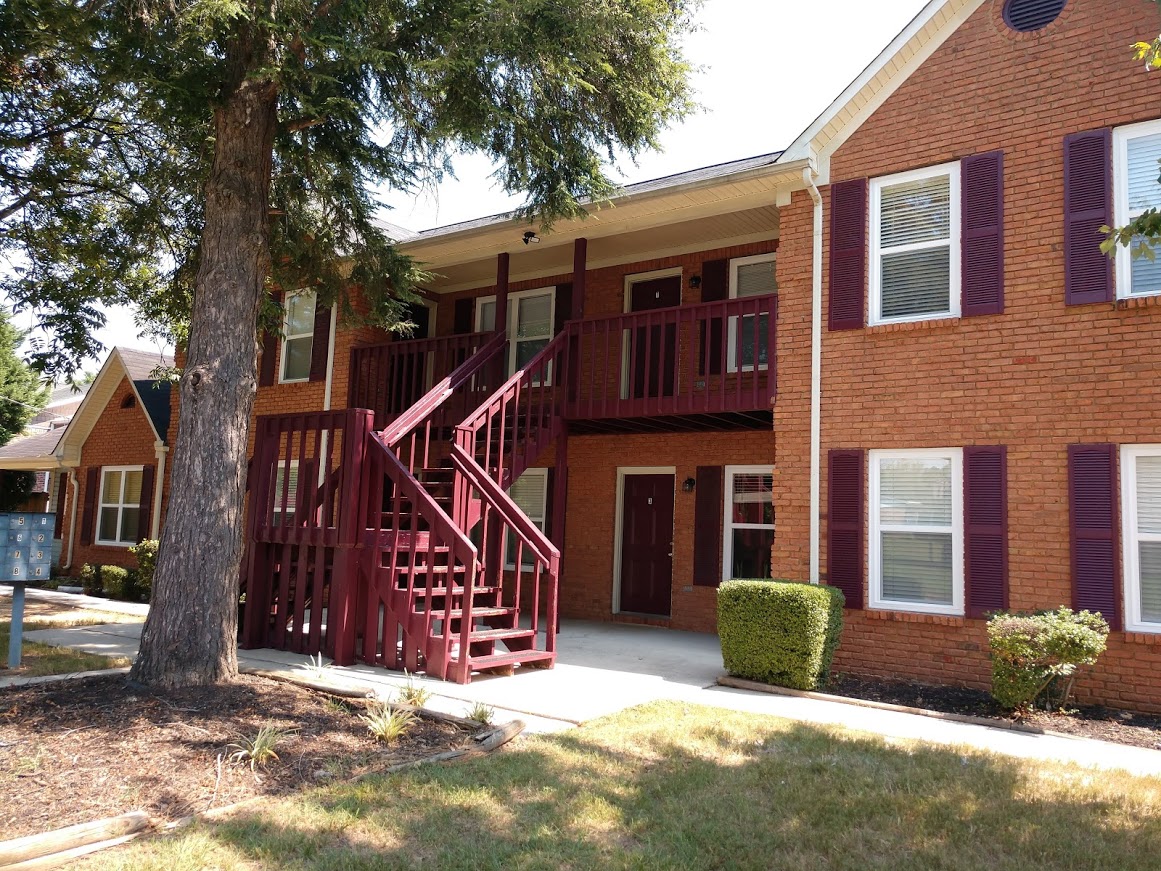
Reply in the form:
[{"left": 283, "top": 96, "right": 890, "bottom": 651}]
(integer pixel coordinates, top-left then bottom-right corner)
[{"left": 3, "top": 513, "right": 55, "bottom": 668}]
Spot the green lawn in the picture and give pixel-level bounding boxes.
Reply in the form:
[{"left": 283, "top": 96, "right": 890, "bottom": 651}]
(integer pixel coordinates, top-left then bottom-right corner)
[
  {"left": 1, "top": 600, "right": 136, "bottom": 675},
  {"left": 83, "top": 700, "right": 1161, "bottom": 870}
]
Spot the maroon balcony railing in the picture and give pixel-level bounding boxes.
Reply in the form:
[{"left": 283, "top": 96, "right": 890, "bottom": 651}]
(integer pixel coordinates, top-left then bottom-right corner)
[
  {"left": 565, "top": 293, "right": 776, "bottom": 421},
  {"left": 348, "top": 331, "right": 494, "bottom": 429}
]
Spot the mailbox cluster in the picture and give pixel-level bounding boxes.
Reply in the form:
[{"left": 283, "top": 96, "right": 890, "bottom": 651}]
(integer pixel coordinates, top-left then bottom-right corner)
[{"left": 1, "top": 513, "right": 54, "bottom": 583}]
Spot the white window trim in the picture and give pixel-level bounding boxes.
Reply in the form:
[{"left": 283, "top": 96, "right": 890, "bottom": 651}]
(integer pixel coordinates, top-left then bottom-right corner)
[
  {"left": 722, "top": 465, "right": 774, "bottom": 582},
  {"left": 868, "top": 447, "right": 964, "bottom": 616},
  {"left": 1113, "top": 119, "right": 1161, "bottom": 300},
  {"left": 869, "top": 162, "right": 962, "bottom": 326},
  {"left": 475, "top": 287, "right": 556, "bottom": 377},
  {"left": 505, "top": 467, "right": 548, "bottom": 572},
  {"left": 95, "top": 465, "right": 144, "bottom": 548},
  {"left": 279, "top": 289, "right": 317, "bottom": 383},
  {"left": 1120, "top": 444, "right": 1161, "bottom": 633},
  {"left": 727, "top": 253, "right": 776, "bottom": 374}
]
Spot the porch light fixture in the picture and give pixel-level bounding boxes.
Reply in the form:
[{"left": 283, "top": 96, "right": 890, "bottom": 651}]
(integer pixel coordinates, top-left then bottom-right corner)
[
  {"left": 522, "top": 231, "right": 540, "bottom": 245},
  {"left": 682, "top": 477, "right": 696, "bottom": 493},
  {"left": 689, "top": 275, "right": 701, "bottom": 289}
]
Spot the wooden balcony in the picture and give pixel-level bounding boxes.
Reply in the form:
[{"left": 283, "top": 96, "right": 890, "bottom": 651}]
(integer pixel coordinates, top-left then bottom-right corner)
[{"left": 349, "top": 293, "right": 776, "bottom": 435}]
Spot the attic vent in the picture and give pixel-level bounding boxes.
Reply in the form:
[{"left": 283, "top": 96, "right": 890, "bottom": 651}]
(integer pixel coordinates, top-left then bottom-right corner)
[
  {"left": 121, "top": 394, "right": 137, "bottom": 409},
  {"left": 1002, "top": 0, "right": 1065, "bottom": 32}
]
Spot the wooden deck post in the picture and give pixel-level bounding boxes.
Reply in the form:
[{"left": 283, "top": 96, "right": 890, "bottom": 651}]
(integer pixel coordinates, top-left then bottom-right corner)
[
  {"left": 328, "top": 408, "right": 373, "bottom": 666},
  {"left": 572, "top": 238, "right": 586, "bottom": 319},
  {"left": 551, "top": 424, "right": 568, "bottom": 619},
  {"left": 494, "top": 252, "right": 510, "bottom": 338}
]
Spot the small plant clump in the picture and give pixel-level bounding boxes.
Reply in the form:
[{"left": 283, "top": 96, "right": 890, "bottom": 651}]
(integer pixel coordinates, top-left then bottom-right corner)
[
  {"left": 227, "top": 724, "right": 293, "bottom": 771},
  {"left": 397, "top": 672, "right": 432, "bottom": 708},
  {"left": 987, "top": 607, "right": 1110, "bottom": 711},
  {"left": 466, "top": 702, "right": 494, "bottom": 725},
  {"left": 298, "top": 652, "right": 330, "bottom": 681},
  {"left": 361, "top": 703, "right": 417, "bottom": 744}
]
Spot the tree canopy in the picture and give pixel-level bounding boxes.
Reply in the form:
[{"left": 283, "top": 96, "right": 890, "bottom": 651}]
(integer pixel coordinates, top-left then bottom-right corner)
[{"left": 0, "top": 307, "right": 47, "bottom": 446}]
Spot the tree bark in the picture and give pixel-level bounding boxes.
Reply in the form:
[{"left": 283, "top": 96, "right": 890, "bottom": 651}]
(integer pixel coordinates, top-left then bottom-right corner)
[{"left": 130, "top": 71, "right": 278, "bottom": 687}]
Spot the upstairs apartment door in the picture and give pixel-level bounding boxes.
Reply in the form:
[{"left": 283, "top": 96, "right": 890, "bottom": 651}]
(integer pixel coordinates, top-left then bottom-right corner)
[
  {"left": 626, "top": 273, "right": 681, "bottom": 400},
  {"left": 617, "top": 470, "right": 675, "bottom": 617}
]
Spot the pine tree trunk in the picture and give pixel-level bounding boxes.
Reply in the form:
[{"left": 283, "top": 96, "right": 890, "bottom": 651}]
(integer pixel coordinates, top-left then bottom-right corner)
[{"left": 130, "top": 73, "right": 277, "bottom": 687}]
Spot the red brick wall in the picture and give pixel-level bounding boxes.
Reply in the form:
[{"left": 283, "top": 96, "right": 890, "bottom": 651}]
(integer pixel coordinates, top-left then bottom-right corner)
[
  {"left": 774, "top": 0, "right": 1161, "bottom": 710},
  {"left": 62, "top": 377, "right": 163, "bottom": 572}
]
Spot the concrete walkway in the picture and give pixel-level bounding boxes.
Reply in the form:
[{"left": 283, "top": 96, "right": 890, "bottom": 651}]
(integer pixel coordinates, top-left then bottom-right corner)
[{"left": 13, "top": 598, "right": 1161, "bottom": 777}]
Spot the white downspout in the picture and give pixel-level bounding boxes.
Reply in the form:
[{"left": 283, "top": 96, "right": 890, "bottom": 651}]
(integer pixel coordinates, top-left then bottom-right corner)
[
  {"left": 322, "top": 302, "right": 338, "bottom": 413},
  {"left": 151, "top": 442, "right": 168, "bottom": 540},
  {"left": 805, "top": 165, "right": 824, "bottom": 585},
  {"left": 64, "top": 468, "right": 79, "bottom": 569}
]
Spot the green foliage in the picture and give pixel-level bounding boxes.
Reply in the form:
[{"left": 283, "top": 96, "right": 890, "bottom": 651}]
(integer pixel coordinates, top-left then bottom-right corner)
[
  {"left": 987, "top": 608, "right": 1110, "bottom": 711},
  {"left": 360, "top": 703, "right": 417, "bottom": 744},
  {"left": 79, "top": 563, "right": 101, "bottom": 596},
  {"left": 128, "top": 539, "right": 158, "bottom": 601},
  {"left": 718, "top": 580, "right": 845, "bottom": 691},
  {"left": 0, "top": 310, "right": 48, "bottom": 443},
  {"left": 99, "top": 565, "right": 131, "bottom": 600},
  {"left": 227, "top": 724, "right": 292, "bottom": 771},
  {"left": 466, "top": 702, "right": 494, "bottom": 725},
  {"left": 0, "top": 471, "right": 36, "bottom": 512},
  {"left": 397, "top": 672, "right": 432, "bottom": 708},
  {"left": 1, "top": 0, "right": 699, "bottom": 377}
]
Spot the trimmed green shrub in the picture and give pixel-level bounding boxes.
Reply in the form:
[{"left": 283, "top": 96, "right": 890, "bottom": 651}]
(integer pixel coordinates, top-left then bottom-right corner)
[
  {"left": 129, "top": 539, "right": 158, "bottom": 601},
  {"left": 79, "top": 563, "right": 101, "bottom": 596},
  {"left": 987, "top": 608, "right": 1109, "bottom": 710},
  {"left": 718, "top": 580, "right": 845, "bottom": 690},
  {"left": 100, "top": 565, "right": 131, "bottom": 600}
]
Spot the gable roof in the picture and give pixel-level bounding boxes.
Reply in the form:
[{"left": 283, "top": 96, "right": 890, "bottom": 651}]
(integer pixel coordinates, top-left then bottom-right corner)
[{"left": 0, "top": 428, "right": 65, "bottom": 468}]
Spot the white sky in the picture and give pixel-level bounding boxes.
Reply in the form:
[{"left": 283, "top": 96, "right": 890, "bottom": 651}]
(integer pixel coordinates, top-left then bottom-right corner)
[{"left": 8, "top": 0, "right": 932, "bottom": 374}]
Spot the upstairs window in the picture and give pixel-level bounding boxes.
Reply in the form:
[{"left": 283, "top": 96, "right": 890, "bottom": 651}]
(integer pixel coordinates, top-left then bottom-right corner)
[
  {"left": 280, "top": 290, "right": 317, "bottom": 382},
  {"left": 97, "top": 466, "right": 143, "bottom": 546},
  {"left": 1121, "top": 446, "right": 1161, "bottom": 632},
  {"left": 728, "top": 253, "right": 776, "bottom": 372},
  {"left": 1113, "top": 119, "right": 1161, "bottom": 298},
  {"left": 870, "top": 164, "right": 961, "bottom": 324}
]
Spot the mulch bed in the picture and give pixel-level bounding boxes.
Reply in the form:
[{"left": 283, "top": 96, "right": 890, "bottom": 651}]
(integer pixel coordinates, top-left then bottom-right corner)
[
  {"left": 826, "top": 673, "right": 1161, "bottom": 750},
  {"left": 0, "top": 673, "right": 469, "bottom": 840}
]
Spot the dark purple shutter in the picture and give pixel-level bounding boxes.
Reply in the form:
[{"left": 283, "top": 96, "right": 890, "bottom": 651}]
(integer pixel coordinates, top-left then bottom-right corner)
[
  {"left": 961, "top": 151, "right": 1005, "bottom": 316},
  {"left": 137, "top": 465, "right": 156, "bottom": 543},
  {"left": 827, "top": 449, "right": 864, "bottom": 608},
  {"left": 308, "top": 299, "right": 332, "bottom": 382},
  {"left": 80, "top": 467, "right": 99, "bottom": 546},
  {"left": 693, "top": 465, "right": 724, "bottom": 586},
  {"left": 1068, "top": 444, "right": 1121, "bottom": 629},
  {"left": 53, "top": 474, "right": 67, "bottom": 538},
  {"left": 829, "top": 179, "right": 867, "bottom": 330},
  {"left": 1064, "top": 129, "right": 1114, "bottom": 305},
  {"left": 554, "top": 284, "right": 572, "bottom": 335},
  {"left": 964, "top": 446, "right": 1008, "bottom": 617},
  {"left": 453, "top": 298, "right": 475, "bottom": 334},
  {"left": 699, "top": 259, "right": 728, "bottom": 376},
  {"left": 259, "top": 290, "right": 282, "bottom": 387}
]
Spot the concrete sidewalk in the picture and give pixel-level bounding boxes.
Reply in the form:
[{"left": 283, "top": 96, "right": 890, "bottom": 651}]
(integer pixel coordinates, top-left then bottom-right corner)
[
  {"left": 1, "top": 584, "right": 149, "bottom": 618},
  {"left": 17, "top": 614, "right": 1161, "bottom": 777}
]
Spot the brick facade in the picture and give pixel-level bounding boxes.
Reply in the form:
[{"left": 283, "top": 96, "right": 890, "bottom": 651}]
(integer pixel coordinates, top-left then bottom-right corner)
[{"left": 773, "top": 0, "right": 1161, "bottom": 711}]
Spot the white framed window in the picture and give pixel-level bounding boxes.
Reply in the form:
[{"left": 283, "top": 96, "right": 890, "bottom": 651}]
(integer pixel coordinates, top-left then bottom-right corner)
[
  {"left": 727, "top": 253, "right": 776, "bottom": 372},
  {"left": 869, "top": 448, "right": 964, "bottom": 616},
  {"left": 96, "top": 466, "right": 144, "bottom": 547},
  {"left": 1113, "top": 119, "right": 1161, "bottom": 299},
  {"left": 271, "top": 461, "right": 299, "bottom": 527},
  {"left": 280, "top": 290, "right": 317, "bottom": 382},
  {"left": 869, "top": 163, "right": 961, "bottom": 325},
  {"left": 476, "top": 287, "right": 556, "bottom": 378},
  {"left": 1120, "top": 445, "right": 1161, "bottom": 632},
  {"left": 505, "top": 468, "right": 548, "bottom": 570},
  {"left": 723, "top": 465, "right": 774, "bottom": 581}
]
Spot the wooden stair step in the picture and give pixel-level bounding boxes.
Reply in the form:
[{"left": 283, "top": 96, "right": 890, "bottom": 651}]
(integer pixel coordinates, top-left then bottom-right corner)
[
  {"left": 421, "top": 605, "right": 513, "bottom": 620},
  {"left": 464, "top": 627, "right": 537, "bottom": 643},
  {"left": 400, "top": 584, "right": 498, "bottom": 598},
  {"left": 458, "top": 649, "right": 556, "bottom": 671}
]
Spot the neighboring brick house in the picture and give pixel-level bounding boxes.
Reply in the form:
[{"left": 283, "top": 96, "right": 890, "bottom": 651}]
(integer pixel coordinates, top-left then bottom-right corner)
[{"left": 238, "top": 0, "right": 1161, "bottom": 705}]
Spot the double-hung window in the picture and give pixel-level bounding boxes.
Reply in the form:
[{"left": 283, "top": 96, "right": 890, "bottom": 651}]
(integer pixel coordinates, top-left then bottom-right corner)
[
  {"left": 271, "top": 461, "right": 299, "bottom": 527},
  {"left": 728, "top": 253, "right": 776, "bottom": 372},
  {"left": 723, "top": 466, "right": 774, "bottom": 580},
  {"left": 97, "top": 466, "right": 144, "bottom": 546},
  {"left": 870, "top": 163, "right": 961, "bottom": 324},
  {"left": 869, "top": 448, "right": 964, "bottom": 615},
  {"left": 280, "top": 290, "right": 317, "bottom": 382},
  {"left": 476, "top": 287, "right": 556, "bottom": 378},
  {"left": 505, "top": 468, "right": 548, "bottom": 570},
  {"left": 1113, "top": 119, "right": 1161, "bottom": 298},
  {"left": 1121, "top": 446, "right": 1161, "bottom": 632}
]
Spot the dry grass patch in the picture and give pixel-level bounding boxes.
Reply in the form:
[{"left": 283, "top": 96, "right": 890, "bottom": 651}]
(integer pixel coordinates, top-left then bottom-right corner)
[
  {"left": 78, "top": 700, "right": 1161, "bottom": 871},
  {"left": 1, "top": 595, "right": 140, "bottom": 675}
]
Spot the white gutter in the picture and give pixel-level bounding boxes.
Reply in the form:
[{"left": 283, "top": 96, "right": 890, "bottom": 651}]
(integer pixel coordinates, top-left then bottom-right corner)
[
  {"left": 64, "top": 468, "right": 79, "bottom": 569},
  {"left": 805, "top": 166, "right": 823, "bottom": 585},
  {"left": 151, "top": 441, "right": 168, "bottom": 540},
  {"left": 322, "top": 303, "right": 338, "bottom": 412}
]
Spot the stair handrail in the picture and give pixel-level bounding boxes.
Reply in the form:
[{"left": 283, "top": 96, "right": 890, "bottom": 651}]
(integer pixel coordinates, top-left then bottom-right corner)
[{"left": 381, "top": 330, "right": 508, "bottom": 447}]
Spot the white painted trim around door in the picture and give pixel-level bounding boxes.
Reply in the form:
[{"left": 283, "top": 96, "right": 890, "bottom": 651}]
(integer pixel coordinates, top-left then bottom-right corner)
[{"left": 612, "top": 466, "right": 676, "bottom": 616}]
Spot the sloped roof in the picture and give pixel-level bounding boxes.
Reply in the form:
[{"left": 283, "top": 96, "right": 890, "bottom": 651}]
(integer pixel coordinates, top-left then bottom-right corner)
[
  {"left": 0, "top": 428, "right": 64, "bottom": 462},
  {"left": 118, "top": 347, "right": 174, "bottom": 382},
  {"left": 134, "top": 380, "right": 172, "bottom": 445}
]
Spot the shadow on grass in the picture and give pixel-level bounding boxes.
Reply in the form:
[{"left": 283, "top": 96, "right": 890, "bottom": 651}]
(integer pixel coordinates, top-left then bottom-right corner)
[{"left": 100, "top": 700, "right": 1161, "bottom": 871}]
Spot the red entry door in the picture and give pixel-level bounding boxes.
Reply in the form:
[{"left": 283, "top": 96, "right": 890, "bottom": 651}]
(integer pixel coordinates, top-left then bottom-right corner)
[
  {"left": 629, "top": 276, "right": 681, "bottom": 399},
  {"left": 618, "top": 473, "right": 675, "bottom": 616}
]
